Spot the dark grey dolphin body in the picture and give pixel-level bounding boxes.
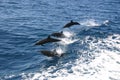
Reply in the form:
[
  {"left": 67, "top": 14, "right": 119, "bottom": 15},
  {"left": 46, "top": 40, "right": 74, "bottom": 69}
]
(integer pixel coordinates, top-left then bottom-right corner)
[
  {"left": 63, "top": 20, "right": 80, "bottom": 28},
  {"left": 41, "top": 50, "right": 64, "bottom": 57},
  {"left": 51, "top": 31, "right": 65, "bottom": 38},
  {"left": 35, "top": 36, "right": 61, "bottom": 45}
]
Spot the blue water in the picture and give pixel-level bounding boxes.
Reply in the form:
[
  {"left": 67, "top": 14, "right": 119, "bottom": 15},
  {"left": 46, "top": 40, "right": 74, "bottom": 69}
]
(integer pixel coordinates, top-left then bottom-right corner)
[{"left": 0, "top": 0, "right": 120, "bottom": 80}]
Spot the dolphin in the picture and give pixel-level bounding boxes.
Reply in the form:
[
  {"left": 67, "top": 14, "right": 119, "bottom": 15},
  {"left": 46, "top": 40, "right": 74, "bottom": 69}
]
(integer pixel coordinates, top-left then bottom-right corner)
[
  {"left": 41, "top": 50, "right": 64, "bottom": 57},
  {"left": 35, "top": 35, "right": 61, "bottom": 45},
  {"left": 51, "top": 31, "right": 65, "bottom": 38},
  {"left": 63, "top": 20, "right": 80, "bottom": 28}
]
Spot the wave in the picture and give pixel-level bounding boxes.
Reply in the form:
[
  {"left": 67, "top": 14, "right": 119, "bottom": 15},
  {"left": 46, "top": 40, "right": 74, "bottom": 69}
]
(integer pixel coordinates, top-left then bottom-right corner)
[
  {"left": 1, "top": 19, "right": 120, "bottom": 80},
  {"left": 17, "top": 34, "right": 120, "bottom": 80}
]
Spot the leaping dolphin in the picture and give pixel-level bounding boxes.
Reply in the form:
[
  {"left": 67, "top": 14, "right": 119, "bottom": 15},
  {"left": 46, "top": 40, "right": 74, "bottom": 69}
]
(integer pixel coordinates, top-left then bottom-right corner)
[
  {"left": 63, "top": 20, "right": 80, "bottom": 28},
  {"left": 41, "top": 50, "right": 64, "bottom": 57},
  {"left": 51, "top": 31, "right": 65, "bottom": 38},
  {"left": 35, "top": 35, "right": 61, "bottom": 45}
]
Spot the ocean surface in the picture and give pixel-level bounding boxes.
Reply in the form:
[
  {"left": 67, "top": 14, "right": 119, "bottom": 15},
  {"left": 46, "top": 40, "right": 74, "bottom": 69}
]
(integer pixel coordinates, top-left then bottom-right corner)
[{"left": 0, "top": 0, "right": 120, "bottom": 80}]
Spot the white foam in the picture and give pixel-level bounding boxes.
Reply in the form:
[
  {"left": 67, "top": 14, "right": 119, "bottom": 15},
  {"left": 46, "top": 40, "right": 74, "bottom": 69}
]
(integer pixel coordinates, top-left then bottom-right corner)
[
  {"left": 63, "top": 30, "right": 75, "bottom": 38},
  {"left": 55, "top": 47, "right": 64, "bottom": 57},
  {"left": 59, "top": 30, "right": 78, "bottom": 45},
  {"left": 80, "top": 19, "right": 100, "bottom": 27},
  {"left": 80, "top": 19, "right": 111, "bottom": 27},
  {"left": 4, "top": 75, "right": 15, "bottom": 80},
  {"left": 60, "top": 38, "right": 79, "bottom": 45},
  {"left": 21, "top": 34, "right": 120, "bottom": 80},
  {"left": 103, "top": 20, "right": 110, "bottom": 26}
]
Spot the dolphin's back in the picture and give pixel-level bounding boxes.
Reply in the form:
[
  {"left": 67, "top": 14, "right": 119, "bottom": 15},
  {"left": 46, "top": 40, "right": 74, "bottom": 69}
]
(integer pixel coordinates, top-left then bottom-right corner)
[
  {"left": 35, "top": 38, "right": 48, "bottom": 45},
  {"left": 41, "top": 50, "right": 56, "bottom": 57},
  {"left": 51, "top": 32, "right": 64, "bottom": 37},
  {"left": 63, "top": 23, "right": 72, "bottom": 28},
  {"left": 50, "top": 38, "right": 61, "bottom": 42},
  {"left": 63, "top": 21, "right": 80, "bottom": 28},
  {"left": 35, "top": 37, "right": 61, "bottom": 45}
]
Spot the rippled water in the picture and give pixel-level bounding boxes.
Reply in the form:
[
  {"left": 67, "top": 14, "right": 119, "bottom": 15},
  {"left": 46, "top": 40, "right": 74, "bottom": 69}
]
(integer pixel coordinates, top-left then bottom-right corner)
[{"left": 0, "top": 0, "right": 120, "bottom": 80}]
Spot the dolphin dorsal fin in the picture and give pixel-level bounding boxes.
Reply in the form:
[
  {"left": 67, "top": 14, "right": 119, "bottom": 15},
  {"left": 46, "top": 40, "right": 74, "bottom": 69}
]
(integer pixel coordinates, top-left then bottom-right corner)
[
  {"left": 71, "top": 20, "right": 73, "bottom": 23},
  {"left": 61, "top": 31, "right": 63, "bottom": 34}
]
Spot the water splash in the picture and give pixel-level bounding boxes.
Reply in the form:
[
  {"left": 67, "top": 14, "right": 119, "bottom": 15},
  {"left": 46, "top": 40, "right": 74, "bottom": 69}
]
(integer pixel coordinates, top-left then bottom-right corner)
[
  {"left": 55, "top": 47, "right": 64, "bottom": 57},
  {"left": 63, "top": 30, "right": 75, "bottom": 38},
  {"left": 103, "top": 20, "right": 110, "bottom": 26},
  {"left": 20, "top": 34, "right": 120, "bottom": 80},
  {"left": 80, "top": 19, "right": 100, "bottom": 27},
  {"left": 60, "top": 38, "right": 79, "bottom": 45}
]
